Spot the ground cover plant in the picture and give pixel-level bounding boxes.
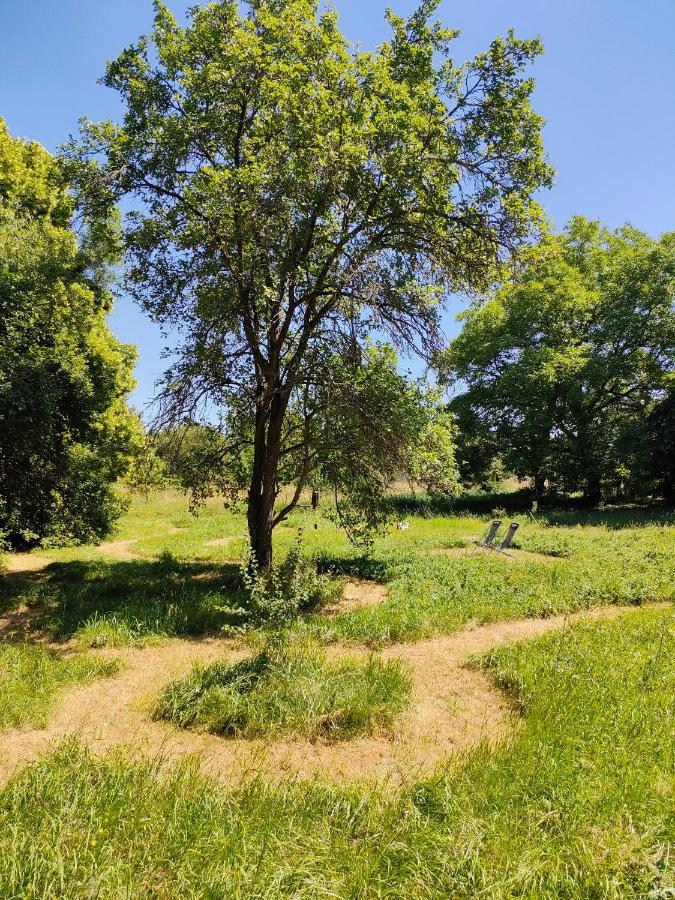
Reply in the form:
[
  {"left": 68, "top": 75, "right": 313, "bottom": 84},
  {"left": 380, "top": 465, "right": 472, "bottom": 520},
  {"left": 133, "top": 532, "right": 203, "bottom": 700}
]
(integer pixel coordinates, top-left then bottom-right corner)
[
  {"left": 0, "top": 605, "right": 671, "bottom": 898},
  {"left": 155, "top": 635, "right": 411, "bottom": 741},
  {"left": 306, "top": 512, "right": 675, "bottom": 644},
  {"left": 0, "top": 643, "right": 118, "bottom": 730}
]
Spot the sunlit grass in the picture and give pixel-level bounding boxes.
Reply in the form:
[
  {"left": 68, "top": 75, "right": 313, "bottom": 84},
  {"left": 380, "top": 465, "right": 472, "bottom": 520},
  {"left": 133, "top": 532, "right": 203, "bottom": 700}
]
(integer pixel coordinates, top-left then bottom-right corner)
[
  {"left": 1, "top": 606, "right": 671, "bottom": 897},
  {"left": 155, "top": 634, "right": 411, "bottom": 741},
  {"left": 0, "top": 643, "right": 119, "bottom": 730},
  {"left": 2, "top": 490, "right": 673, "bottom": 647}
]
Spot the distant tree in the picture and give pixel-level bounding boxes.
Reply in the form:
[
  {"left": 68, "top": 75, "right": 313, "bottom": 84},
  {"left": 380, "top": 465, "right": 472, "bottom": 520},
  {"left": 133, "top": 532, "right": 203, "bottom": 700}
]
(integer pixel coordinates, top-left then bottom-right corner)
[
  {"left": 405, "top": 407, "right": 461, "bottom": 497},
  {"left": 0, "top": 119, "right": 141, "bottom": 548},
  {"left": 617, "top": 379, "right": 675, "bottom": 502},
  {"left": 449, "top": 394, "right": 504, "bottom": 490},
  {"left": 445, "top": 218, "right": 675, "bottom": 503},
  {"left": 152, "top": 423, "right": 240, "bottom": 502},
  {"left": 69, "top": 0, "right": 552, "bottom": 566}
]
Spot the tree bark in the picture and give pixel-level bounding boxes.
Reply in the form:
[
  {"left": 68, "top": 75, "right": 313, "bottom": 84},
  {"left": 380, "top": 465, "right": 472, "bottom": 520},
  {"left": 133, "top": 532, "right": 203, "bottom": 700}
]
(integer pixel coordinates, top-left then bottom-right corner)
[{"left": 246, "top": 388, "right": 288, "bottom": 569}]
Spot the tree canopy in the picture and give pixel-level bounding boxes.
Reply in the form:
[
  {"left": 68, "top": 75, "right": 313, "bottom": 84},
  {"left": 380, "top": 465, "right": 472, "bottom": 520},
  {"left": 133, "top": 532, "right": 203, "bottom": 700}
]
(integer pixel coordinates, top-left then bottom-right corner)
[
  {"left": 69, "top": 0, "right": 552, "bottom": 565},
  {"left": 445, "top": 217, "right": 675, "bottom": 503},
  {"left": 0, "top": 119, "right": 141, "bottom": 548}
]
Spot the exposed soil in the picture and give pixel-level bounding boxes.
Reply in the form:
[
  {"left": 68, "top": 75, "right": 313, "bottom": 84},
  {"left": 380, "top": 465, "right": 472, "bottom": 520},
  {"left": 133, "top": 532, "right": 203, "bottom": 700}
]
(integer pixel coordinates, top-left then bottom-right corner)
[
  {"left": 321, "top": 579, "right": 389, "bottom": 616},
  {"left": 204, "top": 537, "right": 236, "bottom": 548},
  {"left": 96, "top": 539, "right": 139, "bottom": 560},
  {"left": 3, "top": 554, "right": 54, "bottom": 575},
  {"left": 0, "top": 597, "right": 643, "bottom": 788}
]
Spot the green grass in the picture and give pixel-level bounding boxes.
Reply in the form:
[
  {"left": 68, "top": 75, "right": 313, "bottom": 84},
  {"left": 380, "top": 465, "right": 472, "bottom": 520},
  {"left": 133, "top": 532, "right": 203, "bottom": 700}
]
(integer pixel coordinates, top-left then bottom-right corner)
[
  {"left": 0, "top": 643, "right": 119, "bottom": 729},
  {"left": 306, "top": 521, "right": 674, "bottom": 645},
  {"left": 155, "top": 635, "right": 411, "bottom": 741},
  {"left": 0, "top": 555, "right": 248, "bottom": 646},
  {"left": 1, "top": 606, "right": 672, "bottom": 898},
  {"left": 2, "top": 491, "right": 673, "bottom": 647}
]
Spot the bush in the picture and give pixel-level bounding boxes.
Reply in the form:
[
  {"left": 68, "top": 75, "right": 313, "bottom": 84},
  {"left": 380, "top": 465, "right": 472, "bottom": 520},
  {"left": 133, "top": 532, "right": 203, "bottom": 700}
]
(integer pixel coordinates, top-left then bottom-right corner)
[{"left": 241, "top": 535, "right": 341, "bottom": 629}]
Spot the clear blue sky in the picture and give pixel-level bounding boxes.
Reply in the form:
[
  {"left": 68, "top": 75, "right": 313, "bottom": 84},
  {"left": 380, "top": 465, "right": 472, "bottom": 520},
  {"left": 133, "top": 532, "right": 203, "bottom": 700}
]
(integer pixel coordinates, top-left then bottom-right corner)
[{"left": 1, "top": 0, "right": 674, "bottom": 411}]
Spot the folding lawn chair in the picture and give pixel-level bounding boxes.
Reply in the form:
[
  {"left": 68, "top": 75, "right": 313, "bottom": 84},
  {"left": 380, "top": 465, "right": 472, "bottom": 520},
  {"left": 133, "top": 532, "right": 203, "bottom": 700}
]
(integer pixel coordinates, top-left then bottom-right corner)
[
  {"left": 494, "top": 522, "right": 520, "bottom": 557},
  {"left": 473, "top": 521, "right": 520, "bottom": 558},
  {"left": 472, "top": 520, "right": 503, "bottom": 553}
]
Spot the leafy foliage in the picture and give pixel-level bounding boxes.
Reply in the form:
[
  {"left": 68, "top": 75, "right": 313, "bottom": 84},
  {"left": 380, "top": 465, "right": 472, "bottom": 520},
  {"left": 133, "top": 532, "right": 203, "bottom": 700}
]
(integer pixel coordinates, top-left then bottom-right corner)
[
  {"left": 240, "top": 532, "right": 340, "bottom": 629},
  {"left": 68, "top": 0, "right": 551, "bottom": 564},
  {"left": 0, "top": 118, "right": 141, "bottom": 548},
  {"left": 445, "top": 217, "right": 675, "bottom": 503}
]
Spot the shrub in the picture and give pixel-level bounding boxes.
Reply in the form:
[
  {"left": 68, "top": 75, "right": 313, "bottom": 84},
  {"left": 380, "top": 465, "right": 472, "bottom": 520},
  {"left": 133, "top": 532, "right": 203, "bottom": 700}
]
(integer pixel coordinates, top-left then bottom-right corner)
[{"left": 241, "top": 535, "right": 341, "bottom": 629}]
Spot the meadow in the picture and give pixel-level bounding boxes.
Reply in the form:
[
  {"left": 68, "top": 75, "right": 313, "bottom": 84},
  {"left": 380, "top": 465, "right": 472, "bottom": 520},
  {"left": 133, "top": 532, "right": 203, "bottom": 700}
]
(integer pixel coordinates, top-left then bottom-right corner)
[{"left": 0, "top": 490, "right": 673, "bottom": 897}]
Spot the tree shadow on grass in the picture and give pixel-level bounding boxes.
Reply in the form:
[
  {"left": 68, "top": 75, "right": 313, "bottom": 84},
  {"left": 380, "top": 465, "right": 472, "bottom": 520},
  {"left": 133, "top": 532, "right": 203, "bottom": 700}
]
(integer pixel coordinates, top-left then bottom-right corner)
[
  {"left": 541, "top": 506, "right": 675, "bottom": 529},
  {"left": 315, "top": 552, "right": 392, "bottom": 583},
  {"left": 0, "top": 553, "right": 248, "bottom": 644}
]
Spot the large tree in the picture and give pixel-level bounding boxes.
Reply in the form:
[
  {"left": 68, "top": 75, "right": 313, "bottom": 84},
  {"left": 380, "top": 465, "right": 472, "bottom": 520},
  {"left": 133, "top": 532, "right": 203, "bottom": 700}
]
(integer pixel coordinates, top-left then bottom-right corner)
[
  {"left": 445, "top": 217, "right": 675, "bottom": 503},
  {"left": 70, "top": 0, "right": 552, "bottom": 566},
  {"left": 0, "top": 119, "right": 141, "bottom": 548}
]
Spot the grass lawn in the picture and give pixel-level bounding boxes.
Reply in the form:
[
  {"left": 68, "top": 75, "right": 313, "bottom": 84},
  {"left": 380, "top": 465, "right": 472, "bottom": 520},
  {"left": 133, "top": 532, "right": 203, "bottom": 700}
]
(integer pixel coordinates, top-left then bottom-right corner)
[
  {"left": 1, "top": 491, "right": 672, "bottom": 647},
  {"left": 0, "top": 606, "right": 671, "bottom": 898},
  {"left": 0, "top": 643, "right": 118, "bottom": 730},
  {"left": 0, "top": 490, "right": 673, "bottom": 897}
]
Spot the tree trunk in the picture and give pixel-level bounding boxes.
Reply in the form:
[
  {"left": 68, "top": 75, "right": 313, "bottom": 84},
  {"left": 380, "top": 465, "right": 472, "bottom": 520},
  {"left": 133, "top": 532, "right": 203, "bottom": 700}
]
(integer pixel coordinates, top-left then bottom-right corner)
[
  {"left": 247, "top": 480, "right": 275, "bottom": 570},
  {"left": 246, "top": 389, "right": 287, "bottom": 570},
  {"left": 532, "top": 473, "right": 546, "bottom": 502},
  {"left": 583, "top": 473, "right": 602, "bottom": 507}
]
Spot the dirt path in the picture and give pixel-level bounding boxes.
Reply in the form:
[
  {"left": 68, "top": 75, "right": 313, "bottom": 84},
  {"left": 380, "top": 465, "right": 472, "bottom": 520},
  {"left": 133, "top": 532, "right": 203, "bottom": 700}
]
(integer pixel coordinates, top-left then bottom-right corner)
[
  {"left": 3, "top": 554, "right": 55, "bottom": 575},
  {"left": 321, "top": 579, "right": 389, "bottom": 615},
  {"left": 0, "top": 601, "right": 644, "bottom": 788},
  {"left": 1, "top": 538, "right": 139, "bottom": 575},
  {"left": 95, "top": 539, "right": 139, "bottom": 560}
]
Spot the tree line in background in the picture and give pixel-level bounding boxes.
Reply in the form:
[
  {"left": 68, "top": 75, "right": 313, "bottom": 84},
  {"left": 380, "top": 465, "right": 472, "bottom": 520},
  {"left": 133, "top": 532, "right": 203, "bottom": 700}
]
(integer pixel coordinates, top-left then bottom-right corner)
[
  {"left": 0, "top": 0, "right": 672, "bottom": 558},
  {"left": 446, "top": 217, "right": 675, "bottom": 504}
]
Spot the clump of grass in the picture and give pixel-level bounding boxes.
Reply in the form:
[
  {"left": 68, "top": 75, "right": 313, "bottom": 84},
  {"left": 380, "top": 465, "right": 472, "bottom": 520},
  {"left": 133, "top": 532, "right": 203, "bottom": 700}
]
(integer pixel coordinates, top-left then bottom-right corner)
[
  {"left": 155, "top": 636, "right": 411, "bottom": 741},
  {"left": 0, "top": 643, "right": 119, "bottom": 730}
]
